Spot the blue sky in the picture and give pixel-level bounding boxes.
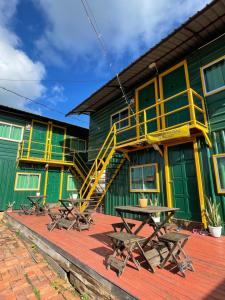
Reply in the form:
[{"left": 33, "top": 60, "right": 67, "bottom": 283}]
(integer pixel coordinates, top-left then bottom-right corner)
[{"left": 0, "top": 0, "right": 211, "bottom": 128}]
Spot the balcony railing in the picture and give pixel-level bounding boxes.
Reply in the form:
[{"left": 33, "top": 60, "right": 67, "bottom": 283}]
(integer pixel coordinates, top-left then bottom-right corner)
[
  {"left": 113, "top": 88, "right": 208, "bottom": 147},
  {"left": 17, "top": 140, "right": 88, "bottom": 175}
]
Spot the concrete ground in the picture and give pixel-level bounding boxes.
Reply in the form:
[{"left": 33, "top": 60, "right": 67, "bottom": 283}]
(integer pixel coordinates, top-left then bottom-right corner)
[{"left": 0, "top": 222, "right": 80, "bottom": 300}]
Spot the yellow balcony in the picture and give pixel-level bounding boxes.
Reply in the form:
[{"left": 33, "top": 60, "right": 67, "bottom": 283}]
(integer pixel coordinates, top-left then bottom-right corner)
[
  {"left": 112, "top": 88, "right": 210, "bottom": 149},
  {"left": 17, "top": 140, "right": 88, "bottom": 176}
]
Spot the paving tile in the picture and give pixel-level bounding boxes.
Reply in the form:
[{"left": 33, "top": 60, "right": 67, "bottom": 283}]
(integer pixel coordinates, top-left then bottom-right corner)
[{"left": 0, "top": 222, "right": 78, "bottom": 300}]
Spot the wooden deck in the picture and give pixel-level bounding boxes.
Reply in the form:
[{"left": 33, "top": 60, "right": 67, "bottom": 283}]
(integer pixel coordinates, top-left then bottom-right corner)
[{"left": 5, "top": 212, "right": 225, "bottom": 300}]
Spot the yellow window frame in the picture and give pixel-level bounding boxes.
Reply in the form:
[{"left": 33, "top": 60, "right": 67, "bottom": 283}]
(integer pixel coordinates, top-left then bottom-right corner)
[
  {"left": 129, "top": 163, "right": 160, "bottom": 192},
  {"left": 159, "top": 60, "right": 190, "bottom": 129},
  {"left": 14, "top": 172, "right": 41, "bottom": 191},
  {"left": 67, "top": 174, "right": 78, "bottom": 191},
  {"left": 0, "top": 121, "right": 24, "bottom": 143},
  {"left": 135, "top": 77, "right": 159, "bottom": 138},
  {"left": 110, "top": 107, "right": 130, "bottom": 131},
  {"left": 200, "top": 54, "right": 225, "bottom": 97},
  {"left": 213, "top": 153, "right": 225, "bottom": 194}
]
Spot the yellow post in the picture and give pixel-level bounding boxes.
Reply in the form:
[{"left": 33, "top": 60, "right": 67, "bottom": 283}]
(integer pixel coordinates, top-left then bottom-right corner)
[
  {"left": 59, "top": 167, "right": 64, "bottom": 200},
  {"left": 164, "top": 145, "right": 172, "bottom": 208},
  {"left": 188, "top": 89, "right": 196, "bottom": 125},
  {"left": 27, "top": 120, "right": 33, "bottom": 158},
  {"left": 144, "top": 110, "right": 147, "bottom": 135},
  {"left": 44, "top": 166, "right": 49, "bottom": 203},
  {"left": 193, "top": 138, "right": 207, "bottom": 228}
]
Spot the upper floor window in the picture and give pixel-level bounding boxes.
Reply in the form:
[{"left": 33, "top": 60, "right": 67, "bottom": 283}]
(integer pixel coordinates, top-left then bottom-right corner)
[
  {"left": 70, "top": 137, "right": 86, "bottom": 153},
  {"left": 0, "top": 121, "right": 23, "bottom": 142},
  {"left": 111, "top": 108, "right": 129, "bottom": 130},
  {"left": 201, "top": 55, "right": 225, "bottom": 96}
]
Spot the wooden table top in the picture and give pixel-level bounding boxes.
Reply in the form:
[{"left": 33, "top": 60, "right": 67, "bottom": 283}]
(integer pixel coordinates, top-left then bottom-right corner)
[{"left": 115, "top": 206, "right": 179, "bottom": 214}]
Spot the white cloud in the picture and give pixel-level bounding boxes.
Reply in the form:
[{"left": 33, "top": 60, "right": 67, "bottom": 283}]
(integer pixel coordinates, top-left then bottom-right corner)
[
  {"left": 36, "top": 0, "right": 211, "bottom": 70},
  {"left": 0, "top": 0, "right": 46, "bottom": 112}
]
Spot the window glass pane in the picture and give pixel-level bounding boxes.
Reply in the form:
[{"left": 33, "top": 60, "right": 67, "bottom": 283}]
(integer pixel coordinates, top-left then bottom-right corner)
[
  {"left": 120, "top": 109, "right": 129, "bottom": 128},
  {"left": 10, "top": 126, "right": 22, "bottom": 141},
  {"left": 68, "top": 176, "right": 77, "bottom": 190},
  {"left": 29, "top": 175, "right": 39, "bottom": 189},
  {"left": 216, "top": 156, "right": 225, "bottom": 190},
  {"left": 78, "top": 139, "right": 86, "bottom": 152},
  {"left": 131, "top": 167, "right": 143, "bottom": 190},
  {"left": 143, "top": 165, "right": 156, "bottom": 190},
  {"left": 112, "top": 113, "right": 120, "bottom": 129},
  {"left": 0, "top": 123, "right": 11, "bottom": 139},
  {"left": 204, "top": 59, "right": 225, "bottom": 93},
  {"left": 17, "top": 174, "right": 28, "bottom": 189}
]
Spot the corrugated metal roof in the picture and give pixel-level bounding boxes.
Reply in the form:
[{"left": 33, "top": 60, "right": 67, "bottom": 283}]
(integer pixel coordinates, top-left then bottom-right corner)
[{"left": 67, "top": 0, "right": 225, "bottom": 116}]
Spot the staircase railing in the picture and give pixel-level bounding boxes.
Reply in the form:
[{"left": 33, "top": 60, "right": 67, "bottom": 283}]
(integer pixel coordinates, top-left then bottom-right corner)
[{"left": 79, "top": 124, "right": 116, "bottom": 198}]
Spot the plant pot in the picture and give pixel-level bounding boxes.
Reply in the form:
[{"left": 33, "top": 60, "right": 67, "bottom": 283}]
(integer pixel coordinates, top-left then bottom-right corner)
[
  {"left": 139, "top": 198, "right": 148, "bottom": 208},
  {"left": 152, "top": 216, "right": 160, "bottom": 223},
  {"left": 208, "top": 225, "right": 222, "bottom": 238},
  {"left": 7, "top": 208, "right": 13, "bottom": 213}
]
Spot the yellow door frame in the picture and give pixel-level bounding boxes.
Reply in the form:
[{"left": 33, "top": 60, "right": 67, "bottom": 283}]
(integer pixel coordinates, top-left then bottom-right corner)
[
  {"left": 59, "top": 166, "right": 64, "bottom": 199},
  {"left": 135, "top": 77, "right": 159, "bottom": 139},
  {"left": 51, "top": 124, "right": 67, "bottom": 161},
  {"left": 164, "top": 138, "right": 206, "bottom": 227},
  {"left": 159, "top": 60, "right": 191, "bottom": 129},
  {"left": 28, "top": 119, "right": 50, "bottom": 159},
  {"left": 43, "top": 166, "right": 48, "bottom": 203}
]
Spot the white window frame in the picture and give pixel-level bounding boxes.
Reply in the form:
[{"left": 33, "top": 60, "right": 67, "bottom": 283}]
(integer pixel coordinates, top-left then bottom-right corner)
[
  {"left": 111, "top": 107, "right": 130, "bottom": 131},
  {"left": 201, "top": 54, "right": 225, "bottom": 96},
  {"left": 67, "top": 175, "right": 78, "bottom": 191},
  {"left": 15, "top": 172, "right": 41, "bottom": 191},
  {"left": 130, "top": 163, "right": 159, "bottom": 192},
  {"left": 0, "top": 121, "right": 24, "bottom": 143},
  {"left": 70, "top": 137, "right": 87, "bottom": 153}
]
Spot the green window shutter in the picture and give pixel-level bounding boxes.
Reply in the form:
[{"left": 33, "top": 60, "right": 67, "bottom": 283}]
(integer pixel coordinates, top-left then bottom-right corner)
[
  {"left": 0, "top": 123, "right": 11, "bottom": 139},
  {"left": 67, "top": 175, "right": 77, "bottom": 190},
  {"left": 204, "top": 59, "right": 225, "bottom": 93},
  {"left": 10, "top": 126, "right": 22, "bottom": 141},
  {"left": 16, "top": 173, "right": 40, "bottom": 190}
]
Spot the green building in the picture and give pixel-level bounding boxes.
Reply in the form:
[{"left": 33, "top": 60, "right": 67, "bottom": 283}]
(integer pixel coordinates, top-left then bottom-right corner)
[
  {"left": 0, "top": 104, "right": 88, "bottom": 210},
  {"left": 67, "top": 0, "right": 225, "bottom": 232}
]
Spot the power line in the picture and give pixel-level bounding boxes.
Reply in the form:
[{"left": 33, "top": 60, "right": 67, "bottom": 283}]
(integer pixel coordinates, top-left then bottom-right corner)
[
  {"left": 0, "top": 86, "right": 88, "bottom": 124},
  {"left": 80, "top": 0, "right": 138, "bottom": 123}
]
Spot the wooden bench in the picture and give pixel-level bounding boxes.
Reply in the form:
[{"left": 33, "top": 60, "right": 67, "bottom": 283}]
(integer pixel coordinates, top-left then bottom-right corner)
[
  {"left": 111, "top": 222, "right": 135, "bottom": 232},
  {"left": 159, "top": 232, "right": 195, "bottom": 277}
]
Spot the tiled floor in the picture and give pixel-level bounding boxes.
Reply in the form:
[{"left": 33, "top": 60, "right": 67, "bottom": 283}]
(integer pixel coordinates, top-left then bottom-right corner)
[
  {"left": 0, "top": 222, "right": 79, "bottom": 300},
  {"left": 7, "top": 212, "right": 225, "bottom": 300}
]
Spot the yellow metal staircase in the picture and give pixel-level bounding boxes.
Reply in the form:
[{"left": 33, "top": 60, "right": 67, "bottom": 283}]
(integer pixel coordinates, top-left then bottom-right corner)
[{"left": 79, "top": 125, "right": 127, "bottom": 211}]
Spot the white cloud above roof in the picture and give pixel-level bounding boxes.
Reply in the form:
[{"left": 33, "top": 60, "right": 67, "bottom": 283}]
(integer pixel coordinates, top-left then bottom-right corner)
[
  {"left": 0, "top": 0, "right": 46, "bottom": 112},
  {"left": 36, "top": 0, "right": 211, "bottom": 69}
]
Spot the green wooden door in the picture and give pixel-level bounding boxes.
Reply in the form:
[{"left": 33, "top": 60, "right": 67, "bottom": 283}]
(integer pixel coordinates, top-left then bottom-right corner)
[
  {"left": 168, "top": 143, "right": 201, "bottom": 221},
  {"left": 29, "top": 121, "right": 48, "bottom": 159},
  {"left": 137, "top": 80, "right": 158, "bottom": 134},
  {"left": 161, "top": 65, "right": 190, "bottom": 128},
  {"left": 46, "top": 168, "right": 60, "bottom": 203},
  {"left": 51, "top": 126, "right": 65, "bottom": 161}
]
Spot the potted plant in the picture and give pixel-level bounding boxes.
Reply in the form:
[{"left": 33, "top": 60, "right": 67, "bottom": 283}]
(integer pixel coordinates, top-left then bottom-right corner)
[
  {"left": 205, "top": 196, "right": 222, "bottom": 238},
  {"left": 7, "top": 201, "right": 15, "bottom": 213},
  {"left": 139, "top": 193, "right": 148, "bottom": 208},
  {"left": 150, "top": 197, "right": 160, "bottom": 223}
]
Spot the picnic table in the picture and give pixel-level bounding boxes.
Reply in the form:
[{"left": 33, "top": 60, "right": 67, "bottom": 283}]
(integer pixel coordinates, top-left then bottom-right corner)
[
  {"left": 20, "top": 195, "right": 47, "bottom": 216},
  {"left": 106, "top": 205, "right": 194, "bottom": 277},
  {"left": 47, "top": 198, "right": 94, "bottom": 231}
]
